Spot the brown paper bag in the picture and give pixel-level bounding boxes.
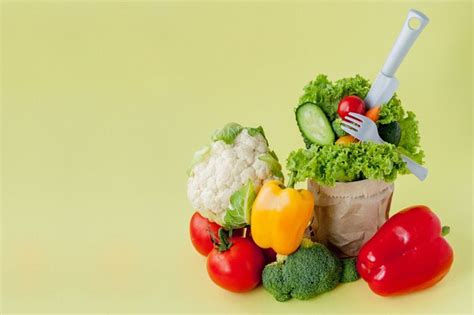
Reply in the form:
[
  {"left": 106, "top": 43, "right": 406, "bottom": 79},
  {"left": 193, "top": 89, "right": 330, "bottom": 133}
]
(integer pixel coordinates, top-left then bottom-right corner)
[{"left": 307, "top": 179, "right": 394, "bottom": 258}]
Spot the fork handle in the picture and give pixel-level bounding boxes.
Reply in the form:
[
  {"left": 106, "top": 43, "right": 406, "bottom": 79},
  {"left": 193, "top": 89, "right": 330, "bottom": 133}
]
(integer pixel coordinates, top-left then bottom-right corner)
[
  {"left": 382, "top": 9, "right": 429, "bottom": 77},
  {"left": 401, "top": 155, "right": 428, "bottom": 181}
]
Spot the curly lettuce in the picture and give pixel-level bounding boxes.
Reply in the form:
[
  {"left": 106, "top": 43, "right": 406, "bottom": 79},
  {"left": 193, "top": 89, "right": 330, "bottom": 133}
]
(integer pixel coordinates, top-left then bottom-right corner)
[
  {"left": 378, "top": 97, "right": 404, "bottom": 124},
  {"left": 299, "top": 75, "right": 338, "bottom": 121},
  {"left": 287, "top": 142, "right": 408, "bottom": 186},
  {"left": 398, "top": 111, "right": 424, "bottom": 163}
]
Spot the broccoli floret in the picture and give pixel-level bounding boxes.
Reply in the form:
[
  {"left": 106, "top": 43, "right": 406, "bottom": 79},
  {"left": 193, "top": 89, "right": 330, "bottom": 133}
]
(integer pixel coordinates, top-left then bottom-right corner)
[
  {"left": 332, "top": 118, "right": 347, "bottom": 138},
  {"left": 262, "top": 239, "right": 341, "bottom": 301},
  {"left": 339, "top": 257, "right": 360, "bottom": 283},
  {"left": 261, "top": 261, "right": 291, "bottom": 302}
]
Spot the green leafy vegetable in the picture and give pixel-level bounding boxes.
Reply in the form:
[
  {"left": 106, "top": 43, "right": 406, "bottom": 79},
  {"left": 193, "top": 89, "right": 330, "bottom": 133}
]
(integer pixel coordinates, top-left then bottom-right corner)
[
  {"left": 187, "top": 145, "right": 210, "bottom": 176},
  {"left": 259, "top": 151, "right": 284, "bottom": 181},
  {"left": 299, "top": 75, "right": 338, "bottom": 121},
  {"left": 223, "top": 180, "right": 256, "bottom": 229},
  {"left": 333, "top": 75, "right": 371, "bottom": 100},
  {"left": 378, "top": 97, "right": 404, "bottom": 124},
  {"left": 398, "top": 111, "right": 425, "bottom": 164},
  {"left": 287, "top": 142, "right": 407, "bottom": 186}
]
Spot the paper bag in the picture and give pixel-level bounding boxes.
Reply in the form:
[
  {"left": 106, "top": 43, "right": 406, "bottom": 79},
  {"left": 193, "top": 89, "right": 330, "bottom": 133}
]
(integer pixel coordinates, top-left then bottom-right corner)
[{"left": 307, "top": 179, "right": 394, "bottom": 258}]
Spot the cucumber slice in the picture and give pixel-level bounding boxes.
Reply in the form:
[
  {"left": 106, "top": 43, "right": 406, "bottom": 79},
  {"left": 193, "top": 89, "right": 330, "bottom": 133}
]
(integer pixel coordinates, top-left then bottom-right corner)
[{"left": 296, "top": 102, "right": 335, "bottom": 146}]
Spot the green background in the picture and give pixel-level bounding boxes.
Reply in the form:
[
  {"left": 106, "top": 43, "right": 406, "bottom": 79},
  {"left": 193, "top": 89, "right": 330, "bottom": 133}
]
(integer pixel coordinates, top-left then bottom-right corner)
[{"left": 1, "top": 1, "right": 472, "bottom": 313}]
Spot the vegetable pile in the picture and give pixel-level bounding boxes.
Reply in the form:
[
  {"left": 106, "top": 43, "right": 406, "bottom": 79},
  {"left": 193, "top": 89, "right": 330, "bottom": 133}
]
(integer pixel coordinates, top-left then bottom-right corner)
[
  {"left": 291, "top": 74, "right": 424, "bottom": 185},
  {"left": 186, "top": 73, "right": 453, "bottom": 302}
]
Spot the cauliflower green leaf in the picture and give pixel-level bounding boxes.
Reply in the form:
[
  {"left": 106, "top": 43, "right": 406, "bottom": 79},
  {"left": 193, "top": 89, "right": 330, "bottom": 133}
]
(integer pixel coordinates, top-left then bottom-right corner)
[
  {"left": 223, "top": 180, "right": 256, "bottom": 229},
  {"left": 187, "top": 145, "right": 210, "bottom": 176},
  {"left": 211, "top": 122, "right": 244, "bottom": 144},
  {"left": 211, "top": 122, "right": 267, "bottom": 145},
  {"left": 259, "top": 150, "right": 284, "bottom": 181}
]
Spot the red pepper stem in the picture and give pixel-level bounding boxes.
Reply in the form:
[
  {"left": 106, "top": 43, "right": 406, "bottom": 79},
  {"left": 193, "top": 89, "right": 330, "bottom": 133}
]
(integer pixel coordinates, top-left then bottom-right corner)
[{"left": 441, "top": 226, "right": 450, "bottom": 236}]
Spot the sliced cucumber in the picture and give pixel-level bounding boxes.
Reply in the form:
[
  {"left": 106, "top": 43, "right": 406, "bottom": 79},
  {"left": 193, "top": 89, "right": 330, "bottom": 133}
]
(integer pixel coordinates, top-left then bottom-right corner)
[{"left": 296, "top": 102, "right": 335, "bottom": 146}]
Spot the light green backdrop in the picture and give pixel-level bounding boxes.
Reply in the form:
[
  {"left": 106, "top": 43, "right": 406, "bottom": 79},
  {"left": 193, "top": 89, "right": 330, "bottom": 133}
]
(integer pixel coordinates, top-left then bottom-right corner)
[{"left": 1, "top": 1, "right": 472, "bottom": 313}]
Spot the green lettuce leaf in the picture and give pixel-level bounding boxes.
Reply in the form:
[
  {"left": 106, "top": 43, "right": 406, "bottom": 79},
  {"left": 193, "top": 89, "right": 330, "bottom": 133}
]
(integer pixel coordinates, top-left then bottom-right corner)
[
  {"left": 398, "top": 111, "right": 424, "bottom": 164},
  {"left": 298, "top": 74, "right": 338, "bottom": 121},
  {"left": 259, "top": 150, "right": 284, "bottom": 181},
  {"left": 287, "top": 142, "right": 407, "bottom": 186},
  {"left": 333, "top": 75, "right": 371, "bottom": 100},
  {"left": 223, "top": 180, "right": 256, "bottom": 229},
  {"left": 378, "top": 97, "right": 405, "bottom": 124}
]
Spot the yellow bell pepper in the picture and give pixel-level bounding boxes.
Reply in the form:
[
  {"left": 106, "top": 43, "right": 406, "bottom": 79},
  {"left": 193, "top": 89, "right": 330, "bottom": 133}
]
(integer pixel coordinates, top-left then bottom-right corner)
[{"left": 251, "top": 180, "right": 314, "bottom": 255}]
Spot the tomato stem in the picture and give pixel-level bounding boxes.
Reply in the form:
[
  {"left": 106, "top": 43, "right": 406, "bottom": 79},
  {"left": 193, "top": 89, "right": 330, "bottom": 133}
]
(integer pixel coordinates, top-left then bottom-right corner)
[{"left": 215, "top": 228, "right": 233, "bottom": 252}]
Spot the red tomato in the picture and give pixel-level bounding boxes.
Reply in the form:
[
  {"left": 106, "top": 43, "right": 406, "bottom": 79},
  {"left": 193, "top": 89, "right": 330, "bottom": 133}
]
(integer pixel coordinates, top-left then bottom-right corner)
[
  {"left": 189, "top": 212, "right": 221, "bottom": 256},
  {"left": 207, "top": 236, "right": 265, "bottom": 293},
  {"left": 338, "top": 95, "right": 366, "bottom": 120}
]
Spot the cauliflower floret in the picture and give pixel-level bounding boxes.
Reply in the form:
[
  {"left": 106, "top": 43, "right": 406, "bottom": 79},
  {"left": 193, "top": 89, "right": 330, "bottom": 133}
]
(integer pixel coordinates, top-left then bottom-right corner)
[{"left": 187, "top": 127, "right": 279, "bottom": 225}]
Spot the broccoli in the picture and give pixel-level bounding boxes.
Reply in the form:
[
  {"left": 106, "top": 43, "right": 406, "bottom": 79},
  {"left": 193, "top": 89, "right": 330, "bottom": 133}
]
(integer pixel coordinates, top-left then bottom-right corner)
[
  {"left": 262, "top": 239, "right": 341, "bottom": 301},
  {"left": 340, "top": 257, "right": 360, "bottom": 283}
]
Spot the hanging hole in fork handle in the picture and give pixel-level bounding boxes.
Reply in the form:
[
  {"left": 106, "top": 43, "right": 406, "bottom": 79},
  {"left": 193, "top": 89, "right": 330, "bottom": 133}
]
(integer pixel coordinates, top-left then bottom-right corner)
[{"left": 408, "top": 17, "right": 421, "bottom": 30}]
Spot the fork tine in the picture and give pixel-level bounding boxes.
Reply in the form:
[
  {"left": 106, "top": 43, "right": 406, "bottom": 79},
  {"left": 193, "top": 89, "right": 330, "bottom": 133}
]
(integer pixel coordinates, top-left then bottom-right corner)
[
  {"left": 341, "top": 125, "right": 358, "bottom": 137},
  {"left": 341, "top": 120, "right": 359, "bottom": 130},
  {"left": 347, "top": 112, "right": 367, "bottom": 121},
  {"left": 344, "top": 115, "right": 362, "bottom": 125}
]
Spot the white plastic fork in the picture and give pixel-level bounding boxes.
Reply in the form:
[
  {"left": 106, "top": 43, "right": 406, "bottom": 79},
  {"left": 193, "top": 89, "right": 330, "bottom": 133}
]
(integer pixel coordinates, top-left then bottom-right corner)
[{"left": 341, "top": 112, "right": 428, "bottom": 181}]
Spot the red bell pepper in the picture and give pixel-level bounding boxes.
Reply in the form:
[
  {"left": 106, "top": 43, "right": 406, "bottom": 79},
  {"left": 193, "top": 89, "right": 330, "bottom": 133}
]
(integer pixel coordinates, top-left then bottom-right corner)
[{"left": 357, "top": 205, "right": 453, "bottom": 296}]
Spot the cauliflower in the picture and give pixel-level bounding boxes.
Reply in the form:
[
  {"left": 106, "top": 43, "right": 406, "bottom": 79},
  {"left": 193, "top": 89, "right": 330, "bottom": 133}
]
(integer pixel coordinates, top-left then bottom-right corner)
[{"left": 187, "top": 123, "right": 282, "bottom": 228}]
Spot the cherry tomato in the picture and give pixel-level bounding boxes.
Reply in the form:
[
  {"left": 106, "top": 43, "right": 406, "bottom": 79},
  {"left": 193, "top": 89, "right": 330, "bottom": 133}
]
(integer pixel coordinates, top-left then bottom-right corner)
[
  {"left": 338, "top": 95, "right": 366, "bottom": 120},
  {"left": 189, "top": 212, "right": 221, "bottom": 256},
  {"left": 207, "top": 236, "right": 265, "bottom": 293}
]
